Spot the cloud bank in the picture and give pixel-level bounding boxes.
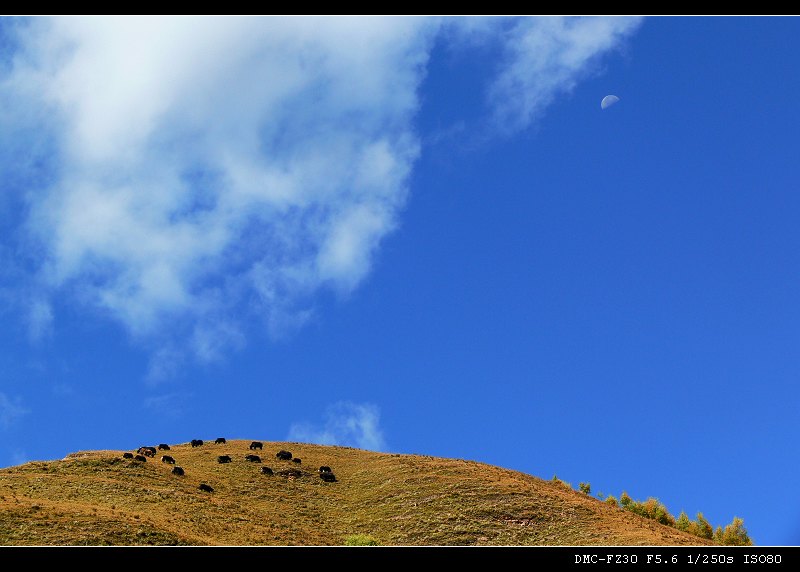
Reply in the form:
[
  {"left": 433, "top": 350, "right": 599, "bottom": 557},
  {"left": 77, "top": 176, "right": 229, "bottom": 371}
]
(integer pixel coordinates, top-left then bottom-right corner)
[
  {"left": 288, "top": 401, "right": 387, "bottom": 451},
  {"left": 0, "top": 17, "right": 641, "bottom": 368}
]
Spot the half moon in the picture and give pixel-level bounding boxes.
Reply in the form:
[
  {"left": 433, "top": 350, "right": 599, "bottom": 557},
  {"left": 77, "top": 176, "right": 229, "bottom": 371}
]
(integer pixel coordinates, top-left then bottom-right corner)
[{"left": 601, "top": 95, "right": 620, "bottom": 110}]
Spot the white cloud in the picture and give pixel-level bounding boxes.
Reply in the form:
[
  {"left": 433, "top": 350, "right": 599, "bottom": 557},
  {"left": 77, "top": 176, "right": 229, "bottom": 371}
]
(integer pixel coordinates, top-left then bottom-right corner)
[
  {"left": 488, "top": 16, "right": 642, "bottom": 133},
  {"left": 288, "top": 401, "right": 387, "bottom": 451},
  {"left": 0, "top": 17, "right": 640, "bottom": 370},
  {"left": 2, "top": 16, "right": 437, "bottom": 349},
  {"left": 0, "top": 393, "right": 28, "bottom": 429},
  {"left": 191, "top": 320, "right": 246, "bottom": 364}
]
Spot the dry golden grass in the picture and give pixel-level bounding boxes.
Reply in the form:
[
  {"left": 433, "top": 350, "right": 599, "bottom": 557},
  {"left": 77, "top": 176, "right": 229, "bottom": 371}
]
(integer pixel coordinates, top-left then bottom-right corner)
[{"left": 0, "top": 440, "right": 713, "bottom": 546}]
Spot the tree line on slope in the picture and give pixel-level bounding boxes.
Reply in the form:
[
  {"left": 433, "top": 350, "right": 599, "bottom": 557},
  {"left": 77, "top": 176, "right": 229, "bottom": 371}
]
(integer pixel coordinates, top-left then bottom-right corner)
[{"left": 551, "top": 476, "right": 752, "bottom": 546}]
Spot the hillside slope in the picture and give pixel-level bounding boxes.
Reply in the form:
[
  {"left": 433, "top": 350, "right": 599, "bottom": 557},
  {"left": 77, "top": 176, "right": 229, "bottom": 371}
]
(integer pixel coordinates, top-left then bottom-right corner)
[{"left": 0, "top": 440, "right": 712, "bottom": 546}]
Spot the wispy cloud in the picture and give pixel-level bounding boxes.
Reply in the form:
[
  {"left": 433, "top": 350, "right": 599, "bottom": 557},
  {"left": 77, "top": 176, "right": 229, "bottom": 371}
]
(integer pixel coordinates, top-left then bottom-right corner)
[
  {"left": 27, "top": 298, "right": 53, "bottom": 341},
  {"left": 11, "top": 449, "right": 29, "bottom": 466},
  {"left": 145, "top": 345, "right": 186, "bottom": 385},
  {"left": 142, "top": 392, "right": 189, "bottom": 419},
  {"left": 488, "top": 16, "right": 642, "bottom": 133},
  {"left": 0, "top": 17, "right": 640, "bottom": 372},
  {"left": 52, "top": 382, "right": 73, "bottom": 396},
  {"left": 0, "top": 392, "right": 29, "bottom": 429},
  {"left": 288, "top": 401, "right": 387, "bottom": 451}
]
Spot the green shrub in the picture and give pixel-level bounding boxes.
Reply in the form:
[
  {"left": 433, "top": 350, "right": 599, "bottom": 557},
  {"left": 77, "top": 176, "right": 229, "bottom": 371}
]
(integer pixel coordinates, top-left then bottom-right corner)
[
  {"left": 551, "top": 475, "right": 572, "bottom": 490},
  {"left": 344, "top": 534, "right": 379, "bottom": 546},
  {"left": 644, "top": 498, "right": 675, "bottom": 526},
  {"left": 694, "top": 512, "right": 713, "bottom": 539},
  {"left": 601, "top": 488, "right": 748, "bottom": 544},
  {"left": 624, "top": 499, "right": 647, "bottom": 518},
  {"left": 717, "top": 517, "right": 752, "bottom": 546},
  {"left": 578, "top": 482, "right": 591, "bottom": 495},
  {"left": 621, "top": 496, "right": 675, "bottom": 526},
  {"left": 675, "top": 511, "right": 692, "bottom": 533}
]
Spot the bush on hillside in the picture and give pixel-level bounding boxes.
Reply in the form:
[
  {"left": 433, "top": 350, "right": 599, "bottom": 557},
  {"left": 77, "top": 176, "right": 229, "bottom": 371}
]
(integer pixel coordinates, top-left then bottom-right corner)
[
  {"left": 694, "top": 512, "right": 713, "bottom": 539},
  {"left": 642, "top": 498, "right": 675, "bottom": 526},
  {"left": 606, "top": 491, "right": 748, "bottom": 544},
  {"left": 620, "top": 494, "right": 675, "bottom": 526},
  {"left": 551, "top": 475, "right": 572, "bottom": 490},
  {"left": 675, "top": 511, "right": 692, "bottom": 533},
  {"left": 716, "top": 517, "right": 752, "bottom": 546},
  {"left": 344, "top": 534, "right": 380, "bottom": 546}
]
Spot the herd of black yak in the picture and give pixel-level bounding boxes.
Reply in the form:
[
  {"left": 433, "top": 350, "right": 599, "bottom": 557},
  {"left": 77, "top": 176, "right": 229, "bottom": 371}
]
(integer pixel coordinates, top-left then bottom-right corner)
[{"left": 121, "top": 439, "right": 338, "bottom": 493}]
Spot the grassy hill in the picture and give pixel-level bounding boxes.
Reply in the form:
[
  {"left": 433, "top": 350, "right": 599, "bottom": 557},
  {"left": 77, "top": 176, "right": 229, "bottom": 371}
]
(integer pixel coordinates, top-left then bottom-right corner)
[{"left": 0, "top": 440, "right": 714, "bottom": 546}]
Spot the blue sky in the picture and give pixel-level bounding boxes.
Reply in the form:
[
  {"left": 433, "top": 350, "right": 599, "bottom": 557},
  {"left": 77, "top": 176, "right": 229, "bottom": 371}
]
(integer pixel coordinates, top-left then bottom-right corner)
[{"left": 0, "top": 16, "right": 797, "bottom": 545}]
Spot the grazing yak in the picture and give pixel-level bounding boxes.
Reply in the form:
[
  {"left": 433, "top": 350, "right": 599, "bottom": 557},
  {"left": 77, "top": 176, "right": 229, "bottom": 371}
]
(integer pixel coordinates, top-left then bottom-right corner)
[
  {"left": 260, "top": 466, "right": 274, "bottom": 475},
  {"left": 199, "top": 483, "right": 214, "bottom": 493},
  {"left": 319, "top": 466, "right": 332, "bottom": 473},
  {"left": 214, "top": 437, "right": 226, "bottom": 445},
  {"left": 245, "top": 454, "right": 261, "bottom": 463},
  {"left": 292, "top": 458, "right": 302, "bottom": 464},
  {"left": 320, "top": 472, "right": 337, "bottom": 483},
  {"left": 157, "top": 444, "right": 170, "bottom": 450},
  {"left": 122, "top": 452, "right": 134, "bottom": 459},
  {"left": 217, "top": 455, "right": 232, "bottom": 464},
  {"left": 191, "top": 439, "right": 204, "bottom": 447},
  {"left": 134, "top": 454, "right": 148, "bottom": 462},
  {"left": 161, "top": 455, "right": 176, "bottom": 464},
  {"left": 249, "top": 441, "right": 263, "bottom": 450},
  {"left": 138, "top": 446, "right": 156, "bottom": 457},
  {"left": 276, "top": 450, "right": 292, "bottom": 461},
  {"left": 172, "top": 466, "right": 185, "bottom": 476}
]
